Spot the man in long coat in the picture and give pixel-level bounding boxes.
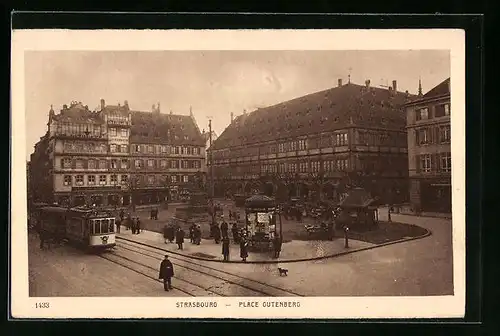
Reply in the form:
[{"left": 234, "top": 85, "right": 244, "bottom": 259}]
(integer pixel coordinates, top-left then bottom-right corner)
[
  {"left": 220, "top": 220, "right": 229, "bottom": 238},
  {"left": 158, "top": 255, "right": 174, "bottom": 291},
  {"left": 231, "top": 223, "right": 239, "bottom": 244},
  {"left": 176, "top": 228, "right": 185, "bottom": 250},
  {"left": 273, "top": 235, "right": 283, "bottom": 258},
  {"left": 222, "top": 236, "right": 230, "bottom": 261},
  {"left": 213, "top": 224, "right": 221, "bottom": 244},
  {"left": 240, "top": 237, "right": 249, "bottom": 262}
]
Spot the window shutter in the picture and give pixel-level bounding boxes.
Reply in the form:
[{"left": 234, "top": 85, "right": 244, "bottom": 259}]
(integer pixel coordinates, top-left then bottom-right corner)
[
  {"left": 71, "top": 158, "right": 76, "bottom": 169},
  {"left": 434, "top": 127, "right": 440, "bottom": 144},
  {"left": 83, "top": 159, "right": 88, "bottom": 169},
  {"left": 436, "top": 153, "right": 442, "bottom": 173},
  {"left": 431, "top": 154, "right": 437, "bottom": 173},
  {"left": 415, "top": 129, "right": 420, "bottom": 145},
  {"left": 61, "top": 159, "right": 65, "bottom": 169},
  {"left": 415, "top": 155, "right": 420, "bottom": 173}
]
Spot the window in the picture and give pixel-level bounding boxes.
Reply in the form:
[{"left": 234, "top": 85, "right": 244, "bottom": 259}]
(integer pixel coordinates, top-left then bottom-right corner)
[
  {"left": 120, "top": 145, "right": 128, "bottom": 153},
  {"left": 63, "top": 175, "right": 71, "bottom": 186},
  {"left": 121, "top": 175, "right": 128, "bottom": 184},
  {"left": 171, "top": 175, "right": 178, "bottom": 183},
  {"left": 416, "top": 107, "right": 429, "bottom": 121},
  {"left": 417, "top": 128, "right": 430, "bottom": 145},
  {"left": 75, "top": 159, "right": 83, "bottom": 169},
  {"left": 183, "top": 175, "right": 189, "bottom": 183},
  {"left": 174, "top": 147, "right": 180, "bottom": 154},
  {"left": 334, "top": 133, "right": 348, "bottom": 146},
  {"left": 110, "top": 160, "right": 118, "bottom": 169},
  {"left": 88, "top": 175, "right": 96, "bottom": 185},
  {"left": 147, "top": 175, "right": 155, "bottom": 185},
  {"left": 194, "top": 160, "right": 201, "bottom": 169},
  {"left": 147, "top": 145, "right": 154, "bottom": 154},
  {"left": 99, "top": 160, "right": 107, "bottom": 169},
  {"left": 75, "top": 175, "right": 84, "bottom": 186},
  {"left": 298, "top": 139, "right": 307, "bottom": 151},
  {"left": 62, "top": 158, "right": 71, "bottom": 168},
  {"left": 120, "top": 128, "right": 128, "bottom": 137},
  {"left": 121, "top": 159, "right": 128, "bottom": 169},
  {"left": 420, "top": 154, "right": 432, "bottom": 173},
  {"left": 135, "top": 160, "right": 142, "bottom": 169},
  {"left": 110, "top": 174, "right": 118, "bottom": 184},
  {"left": 440, "top": 125, "right": 451, "bottom": 143},
  {"left": 299, "top": 162, "right": 308, "bottom": 173},
  {"left": 441, "top": 153, "right": 451, "bottom": 172},
  {"left": 110, "top": 128, "right": 117, "bottom": 137},
  {"left": 434, "top": 104, "right": 448, "bottom": 118},
  {"left": 88, "top": 159, "right": 96, "bottom": 169},
  {"left": 134, "top": 144, "right": 141, "bottom": 152},
  {"left": 444, "top": 104, "right": 450, "bottom": 116},
  {"left": 337, "top": 159, "right": 348, "bottom": 171},
  {"left": 182, "top": 160, "right": 189, "bottom": 169},
  {"left": 195, "top": 147, "right": 201, "bottom": 155},
  {"left": 171, "top": 160, "right": 179, "bottom": 169},
  {"left": 147, "top": 159, "right": 154, "bottom": 169},
  {"left": 161, "top": 145, "right": 168, "bottom": 154},
  {"left": 93, "top": 220, "right": 101, "bottom": 234},
  {"left": 99, "top": 175, "right": 107, "bottom": 185},
  {"left": 160, "top": 160, "right": 167, "bottom": 168}
]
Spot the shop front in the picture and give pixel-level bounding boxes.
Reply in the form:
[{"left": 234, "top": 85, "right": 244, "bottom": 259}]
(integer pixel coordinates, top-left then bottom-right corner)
[{"left": 420, "top": 179, "right": 451, "bottom": 213}]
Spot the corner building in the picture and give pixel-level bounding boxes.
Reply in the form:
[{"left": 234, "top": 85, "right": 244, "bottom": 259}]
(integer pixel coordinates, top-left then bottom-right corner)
[
  {"left": 29, "top": 101, "right": 206, "bottom": 208},
  {"left": 404, "top": 78, "right": 451, "bottom": 213},
  {"left": 210, "top": 79, "right": 414, "bottom": 204}
]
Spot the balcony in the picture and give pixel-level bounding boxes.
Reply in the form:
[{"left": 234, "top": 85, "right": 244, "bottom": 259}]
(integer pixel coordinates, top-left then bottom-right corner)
[
  {"left": 53, "top": 132, "right": 107, "bottom": 141},
  {"left": 107, "top": 119, "right": 132, "bottom": 127}
]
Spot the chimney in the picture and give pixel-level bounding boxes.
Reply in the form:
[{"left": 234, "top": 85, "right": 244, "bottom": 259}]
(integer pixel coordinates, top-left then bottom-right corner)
[
  {"left": 189, "top": 106, "right": 193, "bottom": 116},
  {"left": 243, "top": 109, "right": 247, "bottom": 115},
  {"left": 392, "top": 80, "right": 397, "bottom": 92},
  {"left": 100, "top": 99, "right": 105, "bottom": 110},
  {"left": 124, "top": 100, "right": 129, "bottom": 108},
  {"left": 338, "top": 79, "right": 343, "bottom": 87},
  {"left": 157, "top": 102, "right": 160, "bottom": 113},
  {"left": 365, "top": 80, "right": 370, "bottom": 88},
  {"left": 230, "top": 112, "right": 234, "bottom": 122}
]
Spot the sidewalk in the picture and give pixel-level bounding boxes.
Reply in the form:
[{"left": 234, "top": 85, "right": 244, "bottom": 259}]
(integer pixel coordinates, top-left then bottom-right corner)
[{"left": 117, "top": 229, "right": 375, "bottom": 264}]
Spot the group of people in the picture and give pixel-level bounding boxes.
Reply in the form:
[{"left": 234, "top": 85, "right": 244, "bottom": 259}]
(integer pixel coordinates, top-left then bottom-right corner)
[
  {"left": 188, "top": 223, "right": 202, "bottom": 245},
  {"left": 117, "top": 210, "right": 142, "bottom": 235},
  {"left": 163, "top": 224, "right": 186, "bottom": 250}
]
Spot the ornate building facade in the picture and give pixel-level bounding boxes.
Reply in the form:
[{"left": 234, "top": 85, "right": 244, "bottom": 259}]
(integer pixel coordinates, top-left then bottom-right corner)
[
  {"left": 405, "top": 78, "right": 451, "bottom": 213},
  {"left": 209, "top": 79, "right": 414, "bottom": 204},
  {"left": 29, "top": 101, "right": 206, "bottom": 208}
]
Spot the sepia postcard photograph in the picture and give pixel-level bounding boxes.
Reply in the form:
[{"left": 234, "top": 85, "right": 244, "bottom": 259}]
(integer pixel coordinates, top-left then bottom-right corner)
[{"left": 10, "top": 29, "right": 466, "bottom": 319}]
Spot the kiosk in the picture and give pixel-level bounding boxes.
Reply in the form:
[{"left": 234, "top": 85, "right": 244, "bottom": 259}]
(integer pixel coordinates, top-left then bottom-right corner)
[{"left": 244, "top": 194, "right": 280, "bottom": 251}]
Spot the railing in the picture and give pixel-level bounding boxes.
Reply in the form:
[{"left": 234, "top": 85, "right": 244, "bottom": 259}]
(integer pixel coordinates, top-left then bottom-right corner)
[{"left": 54, "top": 133, "right": 107, "bottom": 140}]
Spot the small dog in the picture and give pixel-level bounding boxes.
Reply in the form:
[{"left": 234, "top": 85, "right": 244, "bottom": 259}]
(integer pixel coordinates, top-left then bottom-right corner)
[{"left": 278, "top": 267, "right": 288, "bottom": 276}]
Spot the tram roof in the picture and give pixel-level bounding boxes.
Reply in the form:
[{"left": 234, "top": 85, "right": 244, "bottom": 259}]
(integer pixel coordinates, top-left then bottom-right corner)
[{"left": 40, "top": 206, "right": 69, "bottom": 213}]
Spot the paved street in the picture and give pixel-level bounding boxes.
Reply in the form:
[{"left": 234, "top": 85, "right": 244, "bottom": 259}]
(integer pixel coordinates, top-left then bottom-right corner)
[
  {"left": 28, "top": 212, "right": 453, "bottom": 297},
  {"left": 28, "top": 233, "right": 188, "bottom": 297}
]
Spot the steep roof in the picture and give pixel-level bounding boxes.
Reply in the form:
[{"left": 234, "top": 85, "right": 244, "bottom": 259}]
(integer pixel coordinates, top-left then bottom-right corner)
[
  {"left": 212, "top": 82, "right": 414, "bottom": 150},
  {"left": 339, "top": 187, "right": 376, "bottom": 208},
  {"left": 423, "top": 77, "right": 450, "bottom": 98},
  {"left": 52, "top": 102, "right": 104, "bottom": 124},
  {"left": 130, "top": 111, "right": 205, "bottom": 146},
  {"left": 101, "top": 104, "right": 130, "bottom": 117}
]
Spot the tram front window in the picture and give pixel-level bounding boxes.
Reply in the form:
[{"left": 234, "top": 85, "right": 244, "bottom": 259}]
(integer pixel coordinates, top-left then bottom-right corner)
[
  {"left": 101, "top": 219, "right": 114, "bottom": 233},
  {"left": 93, "top": 219, "right": 101, "bottom": 234},
  {"left": 109, "top": 218, "right": 115, "bottom": 233}
]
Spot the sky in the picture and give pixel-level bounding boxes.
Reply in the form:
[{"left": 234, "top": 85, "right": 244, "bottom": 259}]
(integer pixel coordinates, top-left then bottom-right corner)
[{"left": 24, "top": 50, "right": 450, "bottom": 160}]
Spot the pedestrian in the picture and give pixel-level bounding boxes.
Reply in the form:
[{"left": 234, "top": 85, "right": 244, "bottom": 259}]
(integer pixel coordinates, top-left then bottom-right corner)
[
  {"left": 221, "top": 220, "right": 229, "bottom": 238},
  {"left": 39, "top": 229, "right": 46, "bottom": 250},
  {"left": 176, "top": 228, "right": 185, "bottom": 250},
  {"left": 167, "top": 225, "right": 175, "bottom": 243},
  {"left": 163, "top": 225, "right": 169, "bottom": 244},
  {"left": 131, "top": 217, "right": 136, "bottom": 234},
  {"left": 136, "top": 217, "right": 141, "bottom": 234},
  {"left": 126, "top": 214, "right": 131, "bottom": 231},
  {"left": 273, "top": 235, "right": 282, "bottom": 258},
  {"left": 189, "top": 224, "right": 195, "bottom": 244},
  {"left": 222, "top": 236, "right": 230, "bottom": 261},
  {"left": 231, "top": 223, "right": 239, "bottom": 244},
  {"left": 194, "top": 225, "right": 201, "bottom": 245},
  {"left": 150, "top": 208, "right": 154, "bottom": 220},
  {"left": 154, "top": 208, "right": 159, "bottom": 220},
  {"left": 116, "top": 218, "right": 121, "bottom": 233},
  {"left": 213, "top": 224, "right": 221, "bottom": 244},
  {"left": 119, "top": 209, "right": 124, "bottom": 222},
  {"left": 240, "top": 237, "right": 249, "bottom": 262},
  {"left": 228, "top": 210, "right": 232, "bottom": 221},
  {"left": 158, "top": 255, "right": 174, "bottom": 291}
]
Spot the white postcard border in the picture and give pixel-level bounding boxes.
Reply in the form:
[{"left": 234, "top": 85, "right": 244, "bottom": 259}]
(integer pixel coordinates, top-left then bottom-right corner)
[{"left": 11, "top": 29, "right": 466, "bottom": 319}]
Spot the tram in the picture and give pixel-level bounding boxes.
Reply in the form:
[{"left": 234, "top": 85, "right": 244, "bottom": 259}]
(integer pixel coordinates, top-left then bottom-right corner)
[{"left": 38, "top": 205, "right": 116, "bottom": 252}]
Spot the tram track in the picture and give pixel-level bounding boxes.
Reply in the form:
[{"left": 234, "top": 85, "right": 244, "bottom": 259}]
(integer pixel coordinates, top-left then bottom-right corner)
[
  {"left": 116, "top": 237, "right": 304, "bottom": 297},
  {"left": 99, "top": 252, "right": 222, "bottom": 297}
]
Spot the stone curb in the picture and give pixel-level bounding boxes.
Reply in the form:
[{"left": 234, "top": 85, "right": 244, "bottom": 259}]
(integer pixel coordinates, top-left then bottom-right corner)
[{"left": 116, "top": 227, "right": 432, "bottom": 264}]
